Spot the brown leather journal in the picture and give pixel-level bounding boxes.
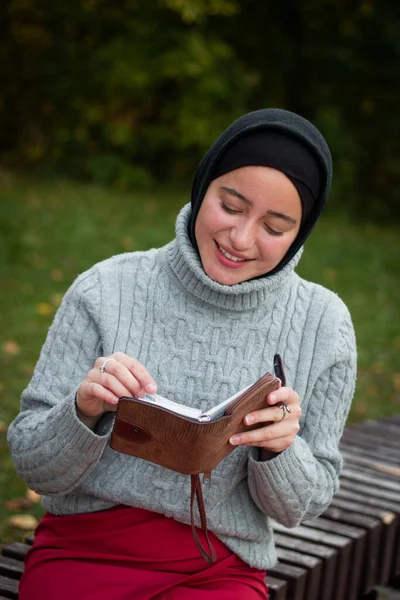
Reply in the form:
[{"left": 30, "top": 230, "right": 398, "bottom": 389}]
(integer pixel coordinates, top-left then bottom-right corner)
[{"left": 110, "top": 370, "right": 281, "bottom": 562}]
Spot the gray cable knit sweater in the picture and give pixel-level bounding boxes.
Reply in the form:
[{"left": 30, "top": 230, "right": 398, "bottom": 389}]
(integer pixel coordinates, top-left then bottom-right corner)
[{"left": 7, "top": 204, "right": 357, "bottom": 569}]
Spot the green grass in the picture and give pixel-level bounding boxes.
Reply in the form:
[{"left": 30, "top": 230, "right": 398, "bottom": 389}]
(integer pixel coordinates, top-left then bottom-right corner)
[{"left": 1, "top": 173, "right": 399, "bottom": 544}]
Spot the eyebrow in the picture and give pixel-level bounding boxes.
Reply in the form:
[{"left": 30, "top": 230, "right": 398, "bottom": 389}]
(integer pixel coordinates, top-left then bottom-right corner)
[{"left": 220, "top": 186, "right": 298, "bottom": 225}]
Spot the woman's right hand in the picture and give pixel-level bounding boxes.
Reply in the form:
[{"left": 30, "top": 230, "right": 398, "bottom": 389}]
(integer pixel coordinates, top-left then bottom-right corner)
[{"left": 76, "top": 352, "right": 157, "bottom": 420}]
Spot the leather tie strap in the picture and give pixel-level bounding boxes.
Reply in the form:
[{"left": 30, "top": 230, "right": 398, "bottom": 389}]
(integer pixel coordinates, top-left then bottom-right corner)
[{"left": 190, "top": 474, "right": 217, "bottom": 563}]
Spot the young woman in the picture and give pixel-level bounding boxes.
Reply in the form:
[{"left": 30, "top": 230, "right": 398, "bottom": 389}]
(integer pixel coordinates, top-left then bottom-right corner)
[{"left": 8, "top": 108, "right": 357, "bottom": 599}]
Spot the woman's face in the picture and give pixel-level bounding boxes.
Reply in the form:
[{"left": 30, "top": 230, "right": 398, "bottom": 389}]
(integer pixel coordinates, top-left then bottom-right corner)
[{"left": 195, "top": 166, "right": 302, "bottom": 285}]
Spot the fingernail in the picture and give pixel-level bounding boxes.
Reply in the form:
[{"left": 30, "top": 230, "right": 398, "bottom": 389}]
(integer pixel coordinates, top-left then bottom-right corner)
[
  {"left": 245, "top": 415, "right": 254, "bottom": 425},
  {"left": 269, "top": 394, "right": 276, "bottom": 403},
  {"left": 146, "top": 383, "right": 157, "bottom": 393},
  {"left": 230, "top": 435, "right": 241, "bottom": 445}
]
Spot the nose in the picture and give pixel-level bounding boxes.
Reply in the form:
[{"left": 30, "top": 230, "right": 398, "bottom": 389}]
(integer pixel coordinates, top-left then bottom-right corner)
[{"left": 229, "top": 221, "right": 256, "bottom": 251}]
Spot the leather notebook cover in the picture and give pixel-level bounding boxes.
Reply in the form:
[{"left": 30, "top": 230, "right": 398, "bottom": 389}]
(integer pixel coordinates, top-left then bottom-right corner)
[{"left": 110, "top": 372, "right": 280, "bottom": 475}]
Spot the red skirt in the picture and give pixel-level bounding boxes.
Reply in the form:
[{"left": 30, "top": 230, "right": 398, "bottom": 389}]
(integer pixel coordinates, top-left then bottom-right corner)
[{"left": 19, "top": 505, "right": 268, "bottom": 599}]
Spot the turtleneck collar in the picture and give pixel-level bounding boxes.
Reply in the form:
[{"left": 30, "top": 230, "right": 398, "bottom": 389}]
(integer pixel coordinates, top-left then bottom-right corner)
[{"left": 166, "top": 204, "right": 302, "bottom": 311}]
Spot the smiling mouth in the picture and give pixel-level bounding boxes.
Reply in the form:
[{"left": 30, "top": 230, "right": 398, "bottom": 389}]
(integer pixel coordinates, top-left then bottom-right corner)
[{"left": 215, "top": 242, "right": 251, "bottom": 263}]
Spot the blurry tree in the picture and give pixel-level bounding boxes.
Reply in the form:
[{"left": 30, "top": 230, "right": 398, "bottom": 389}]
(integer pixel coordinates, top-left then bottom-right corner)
[
  {"left": 0, "top": 0, "right": 255, "bottom": 187},
  {"left": 212, "top": 0, "right": 400, "bottom": 218},
  {"left": 0, "top": 0, "right": 399, "bottom": 216}
]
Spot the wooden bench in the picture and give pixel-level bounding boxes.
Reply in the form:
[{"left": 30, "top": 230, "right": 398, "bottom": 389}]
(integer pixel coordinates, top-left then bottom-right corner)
[{"left": 1, "top": 415, "right": 400, "bottom": 600}]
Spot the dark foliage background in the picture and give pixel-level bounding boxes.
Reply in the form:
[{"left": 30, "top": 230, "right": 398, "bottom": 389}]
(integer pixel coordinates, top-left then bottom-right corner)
[{"left": 1, "top": 0, "right": 399, "bottom": 214}]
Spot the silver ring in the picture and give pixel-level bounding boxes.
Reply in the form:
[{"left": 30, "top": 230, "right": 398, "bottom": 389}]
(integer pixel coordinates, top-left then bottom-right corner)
[
  {"left": 99, "top": 358, "right": 117, "bottom": 374},
  {"left": 278, "top": 402, "right": 291, "bottom": 421}
]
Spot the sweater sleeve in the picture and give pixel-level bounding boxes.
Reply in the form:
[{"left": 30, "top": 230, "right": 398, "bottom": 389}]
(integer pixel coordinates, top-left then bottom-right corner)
[
  {"left": 7, "top": 267, "right": 114, "bottom": 496},
  {"left": 247, "top": 306, "right": 357, "bottom": 527}
]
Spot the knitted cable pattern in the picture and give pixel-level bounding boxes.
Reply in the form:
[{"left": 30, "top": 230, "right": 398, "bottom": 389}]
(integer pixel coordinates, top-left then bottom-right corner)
[{"left": 7, "top": 204, "right": 357, "bottom": 569}]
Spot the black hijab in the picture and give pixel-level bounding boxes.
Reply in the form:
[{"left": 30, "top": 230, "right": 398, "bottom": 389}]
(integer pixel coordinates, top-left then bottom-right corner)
[{"left": 188, "top": 108, "right": 332, "bottom": 277}]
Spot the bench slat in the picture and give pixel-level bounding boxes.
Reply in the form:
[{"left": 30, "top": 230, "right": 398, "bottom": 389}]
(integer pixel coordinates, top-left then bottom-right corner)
[
  {"left": 275, "top": 548, "right": 322, "bottom": 600},
  {"left": 1, "top": 545, "right": 30, "bottom": 563},
  {"left": 267, "top": 562, "right": 307, "bottom": 600},
  {"left": 335, "top": 476, "right": 400, "bottom": 581},
  {"left": 300, "top": 517, "right": 365, "bottom": 600},
  {"left": 329, "top": 497, "right": 398, "bottom": 584},
  {"left": 323, "top": 506, "right": 382, "bottom": 595},
  {"left": 393, "top": 532, "right": 400, "bottom": 579},
  {"left": 1, "top": 414, "right": 399, "bottom": 600},
  {"left": 339, "top": 461, "right": 400, "bottom": 483},
  {"left": 341, "top": 442, "right": 400, "bottom": 467},
  {"left": 335, "top": 487, "right": 400, "bottom": 514},
  {"left": 0, "top": 576, "right": 18, "bottom": 599},
  {"left": 340, "top": 467, "right": 400, "bottom": 493},
  {"left": 377, "top": 415, "right": 400, "bottom": 427},
  {"left": 274, "top": 532, "right": 337, "bottom": 600},
  {"left": 346, "top": 418, "right": 400, "bottom": 434},
  {"left": 272, "top": 523, "right": 351, "bottom": 600},
  {"left": 0, "top": 558, "right": 24, "bottom": 580},
  {"left": 265, "top": 575, "right": 288, "bottom": 600},
  {"left": 343, "top": 421, "right": 400, "bottom": 448},
  {"left": 340, "top": 479, "right": 400, "bottom": 503},
  {"left": 341, "top": 453, "right": 400, "bottom": 478},
  {"left": 342, "top": 437, "right": 400, "bottom": 459}
]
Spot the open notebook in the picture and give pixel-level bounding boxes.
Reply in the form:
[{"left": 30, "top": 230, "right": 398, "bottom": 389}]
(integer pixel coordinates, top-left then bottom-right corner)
[
  {"left": 120, "top": 356, "right": 285, "bottom": 423},
  {"left": 124, "top": 381, "right": 264, "bottom": 423}
]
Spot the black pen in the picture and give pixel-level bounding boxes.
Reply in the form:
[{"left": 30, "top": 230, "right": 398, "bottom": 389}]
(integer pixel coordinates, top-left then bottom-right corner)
[{"left": 273, "top": 354, "right": 286, "bottom": 387}]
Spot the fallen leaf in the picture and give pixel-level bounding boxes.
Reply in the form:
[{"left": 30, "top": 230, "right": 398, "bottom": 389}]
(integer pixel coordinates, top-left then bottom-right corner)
[
  {"left": 62, "top": 257, "right": 75, "bottom": 269},
  {"left": 28, "top": 194, "right": 41, "bottom": 208},
  {"left": 21, "top": 283, "right": 34, "bottom": 295},
  {"left": 26, "top": 489, "right": 42, "bottom": 503},
  {"left": 23, "top": 365, "right": 35, "bottom": 377},
  {"left": 50, "top": 293, "right": 63, "bottom": 307},
  {"left": 370, "top": 363, "right": 383, "bottom": 375},
  {"left": 3, "top": 341, "right": 21, "bottom": 356},
  {"left": 366, "top": 384, "right": 378, "bottom": 396},
  {"left": 8, "top": 514, "right": 38, "bottom": 530},
  {"left": 36, "top": 302, "right": 53, "bottom": 316},
  {"left": 323, "top": 268, "right": 337, "bottom": 282},
  {"left": 27, "top": 320, "right": 38, "bottom": 332},
  {"left": 51, "top": 268, "right": 64, "bottom": 282},
  {"left": 27, "top": 251, "right": 44, "bottom": 268},
  {"left": 5, "top": 497, "right": 33, "bottom": 511},
  {"left": 144, "top": 201, "right": 156, "bottom": 215},
  {"left": 391, "top": 374, "right": 400, "bottom": 392},
  {"left": 353, "top": 401, "right": 368, "bottom": 416},
  {"left": 120, "top": 236, "right": 135, "bottom": 250}
]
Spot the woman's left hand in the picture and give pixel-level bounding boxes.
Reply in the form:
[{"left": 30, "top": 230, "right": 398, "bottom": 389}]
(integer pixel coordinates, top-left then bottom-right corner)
[{"left": 229, "top": 387, "right": 301, "bottom": 453}]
